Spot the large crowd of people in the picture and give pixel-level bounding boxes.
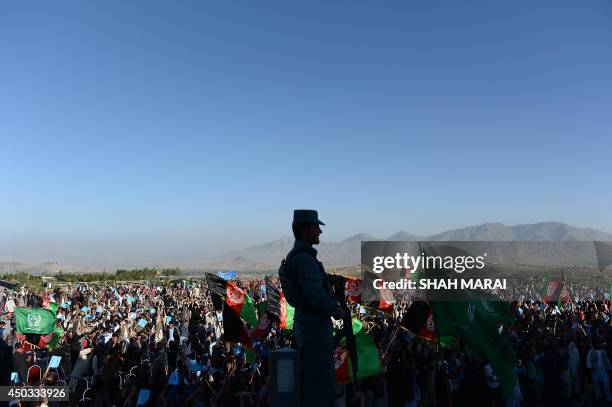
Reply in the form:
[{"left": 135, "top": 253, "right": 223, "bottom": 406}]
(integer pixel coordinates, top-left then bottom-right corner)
[{"left": 1, "top": 278, "right": 612, "bottom": 406}]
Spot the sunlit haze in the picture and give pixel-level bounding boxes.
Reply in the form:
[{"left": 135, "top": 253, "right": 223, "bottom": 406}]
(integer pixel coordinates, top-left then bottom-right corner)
[{"left": 1, "top": 0, "right": 611, "bottom": 268}]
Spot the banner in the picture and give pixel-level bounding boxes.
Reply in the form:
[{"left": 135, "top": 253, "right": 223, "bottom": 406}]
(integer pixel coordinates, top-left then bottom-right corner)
[
  {"left": 15, "top": 308, "right": 56, "bottom": 335},
  {"left": 217, "top": 270, "right": 237, "bottom": 280},
  {"left": 0, "top": 280, "right": 18, "bottom": 290}
]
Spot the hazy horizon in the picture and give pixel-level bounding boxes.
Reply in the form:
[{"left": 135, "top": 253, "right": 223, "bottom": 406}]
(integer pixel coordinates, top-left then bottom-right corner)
[
  {"left": 2, "top": 0, "right": 611, "bottom": 267},
  {"left": 2, "top": 221, "right": 612, "bottom": 270}
]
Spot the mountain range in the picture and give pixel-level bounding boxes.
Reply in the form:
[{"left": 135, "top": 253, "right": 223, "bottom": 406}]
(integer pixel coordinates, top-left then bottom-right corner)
[
  {"left": 7, "top": 222, "right": 611, "bottom": 274},
  {"left": 196, "top": 222, "right": 612, "bottom": 271}
]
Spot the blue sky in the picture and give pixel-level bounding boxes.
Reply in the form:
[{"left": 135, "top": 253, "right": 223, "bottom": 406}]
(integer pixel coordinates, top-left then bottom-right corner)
[{"left": 1, "top": 0, "right": 611, "bottom": 267}]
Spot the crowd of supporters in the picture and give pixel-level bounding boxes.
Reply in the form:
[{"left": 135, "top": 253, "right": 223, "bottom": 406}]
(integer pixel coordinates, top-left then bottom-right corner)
[{"left": 1, "top": 278, "right": 612, "bottom": 407}]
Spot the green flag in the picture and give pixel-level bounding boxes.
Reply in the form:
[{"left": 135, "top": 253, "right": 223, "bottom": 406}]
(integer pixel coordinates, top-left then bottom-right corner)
[
  {"left": 335, "top": 319, "right": 381, "bottom": 382},
  {"left": 473, "top": 300, "right": 515, "bottom": 323},
  {"left": 48, "top": 325, "right": 64, "bottom": 350},
  {"left": 48, "top": 302, "right": 59, "bottom": 315},
  {"left": 244, "top": 345, "right": 257, "bottom": 364},
  {"left": 240, "top": 294, "right": 258, "bottom": 328},
  {"left": 280, "top": 297, "right": 294, "bottom": 330},
  {"left": 431, "top": 301, "right": 517, "bottom": 397},
  {"left": 419, "top": 243, "right": 517, "bottom": 397},
  {"left": 256, "top": 301, "right": 267, "bottom": 319},
  {"left": 15, "top": 308, "right": 56, "bottom": 334}
]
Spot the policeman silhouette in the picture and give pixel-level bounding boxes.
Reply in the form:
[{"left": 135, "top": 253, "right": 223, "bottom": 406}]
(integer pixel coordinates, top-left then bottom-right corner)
[{"left": 281, "top": 210, "right": 345, "bottom": 406}]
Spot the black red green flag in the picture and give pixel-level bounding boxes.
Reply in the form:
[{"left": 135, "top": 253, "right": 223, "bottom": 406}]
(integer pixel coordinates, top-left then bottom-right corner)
[
  {"left": 400, "top": 301, "right": 437, "bottom": 341},
  {"left": 335, "top": 319, "right": 381, "bottom": 382},
  {"left": 221, "top": 303, "right": 256, "bottom": 363},
  {"left": 206, "top": 273, "right": 257, "bottom": 327},
  {"left": 206, "top": 273, "right": 226, "bottom": 310},
  {"left": 264, "top": 276, "right": 295, "bottom": 330},
  {"left": 264, "top": 276, "right": 281, "bottom": 319}
]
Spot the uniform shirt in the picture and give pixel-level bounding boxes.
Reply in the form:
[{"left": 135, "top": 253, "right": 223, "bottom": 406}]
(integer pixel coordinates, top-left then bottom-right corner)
[{"left": 290, "top": 239, "right": 342, "bottom": 318}]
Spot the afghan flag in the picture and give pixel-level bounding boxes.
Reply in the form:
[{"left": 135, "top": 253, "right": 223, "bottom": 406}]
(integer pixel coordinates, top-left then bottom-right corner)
[
  {"left": 264, "top": 277, "right": 281, "bottom": 317},
  {"left": 364, "top": 278, "right": 394, "bottom": 313},
  {"left": 16, "top": 329, "right": 63, "bottom": 350},
  {"left": 345, "top": 278, "right": 362, "bottom": 303},
  {"left": 279, "top": 293, "right": 295, "bottom": 330},
  {"left": 378, "top": 301, "right": 393, "bottom": 313},
  {"left": 207, "top": 273, "right": 229, "bottom": 306},
  {"left": 364, "top": 300, "right": 393, "bottom": 313},
  {"left": 264, "top": 276, "right": 294, "bottom": 330},
  {"left": 15, "top": 308, "right": 56, "bottom": 335},
  {"left": 15, "top": 332, "right": 36, "bottom": 349},
  {"left": 39, "top": 325, "right": 64, "bottom": 349},
  {"left": 49, "top": 325, "right": 64, "bottom": 349},
  {"left": 226, "top": 282, "right": 257, "bottom": 328},
  {"left": 206, "top": 273, "right": 257, "bottom": 327},
  {"left": 335, "top": 319, "right": 381, "bottom": 383},
  {"left": 400, "top": 301, "right": 437, "bottom": 341},
  {"left": 222, "top": 303, "right": 256, "bottom": 363}
]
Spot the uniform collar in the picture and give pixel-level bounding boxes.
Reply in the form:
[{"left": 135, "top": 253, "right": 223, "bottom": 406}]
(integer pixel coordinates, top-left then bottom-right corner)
[{"left": 294, "top": 239, "right": 317, "bottom": 256}]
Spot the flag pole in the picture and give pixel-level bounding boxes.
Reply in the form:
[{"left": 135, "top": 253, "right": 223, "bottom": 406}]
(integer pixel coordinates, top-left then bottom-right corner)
[{"left": 381, "top": 325, "right": 401, "bottom": 368}]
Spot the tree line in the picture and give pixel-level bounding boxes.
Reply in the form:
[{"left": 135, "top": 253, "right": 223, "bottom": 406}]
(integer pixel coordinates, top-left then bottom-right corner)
[{"left": 0, "top": 267, "right": 181, "bottom": 286}]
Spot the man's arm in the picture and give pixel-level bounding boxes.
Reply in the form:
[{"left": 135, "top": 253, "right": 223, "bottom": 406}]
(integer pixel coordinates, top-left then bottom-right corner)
[{"left": 293, "top": 254, "right": 342, "bottom": 318}]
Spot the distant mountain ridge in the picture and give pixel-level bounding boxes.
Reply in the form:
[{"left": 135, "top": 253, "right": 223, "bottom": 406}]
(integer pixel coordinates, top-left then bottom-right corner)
[
  {"left": 428, "top": 222, "right": 612, "bottom": 241},
  {"left": 198, "top": 222, "right": 612, "bottom": 271},
  {"left": 10, "top": 222, "right": 611, "bottom": 274}
]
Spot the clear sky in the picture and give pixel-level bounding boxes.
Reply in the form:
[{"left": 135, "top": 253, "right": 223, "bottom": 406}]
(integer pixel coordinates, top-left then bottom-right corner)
[{"left": 1, "top": 0, "right": 611, "bottom": 267}]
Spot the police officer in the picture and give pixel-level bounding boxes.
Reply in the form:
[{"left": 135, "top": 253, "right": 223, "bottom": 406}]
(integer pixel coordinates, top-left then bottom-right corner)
[{"left": 285, "top": 209, "right": 345, "bottom": 407}]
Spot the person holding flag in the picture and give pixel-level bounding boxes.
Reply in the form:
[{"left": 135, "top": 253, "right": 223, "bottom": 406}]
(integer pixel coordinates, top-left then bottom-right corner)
[{"left": 279, "top": 210, "right": 347, "bottom": 407}]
